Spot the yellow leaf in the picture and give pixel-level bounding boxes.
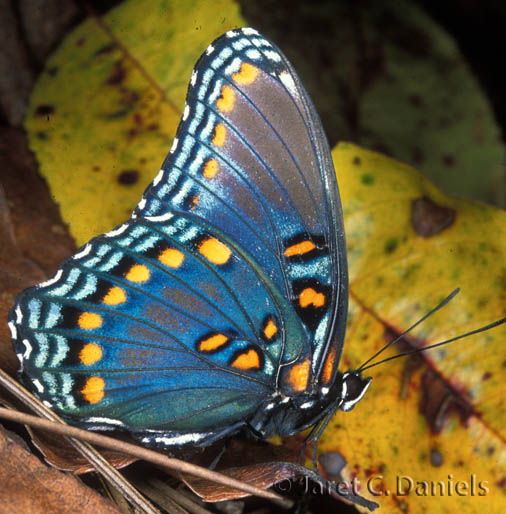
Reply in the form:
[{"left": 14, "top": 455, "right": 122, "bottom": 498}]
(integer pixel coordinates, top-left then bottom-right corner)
[
  {"left": 25, "top": 0, "right": 244, "bottom": 245},
  {"left": 316, "top": 143, "right": 506, "bottom": 512}
]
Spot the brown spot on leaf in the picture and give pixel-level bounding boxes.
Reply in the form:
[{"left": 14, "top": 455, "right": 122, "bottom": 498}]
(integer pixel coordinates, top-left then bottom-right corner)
[
  {"left": 92, "top": 165, "right": 100, "bottom": 172},
  {"left": 411, "top": 196, "right": 456, "bottom": 237},
  {"left": 76, "top": 37, "right": 86, "bottom": 46},
  {"left": 319, "top": 452, "right": 346, "bottom": 477},
  {"left": 408, "top": 94, "right": 423, "bottom": 107},
  {"left": 34, "top": 105, "right": 54, "bottom": 117},
  {"left": 419, "top": 369, "right": 472, "bottom": 433},
  {"left": 442, "top": 154, "right": 455, "bottom": 167},
  {"left": 120, "top": 90, "right": 140, "bottom": 106},
  {"left": 117, "top": 170, "right": 139, "bottom": 185},
  {"left": 482, "top": 371, "right": 492, "bottom": 381},
  {"left": 384, "top": 237, "right": 398, "bottom": 254},
  {"left": 430, "top": 448, "right": 443, "bottom": 467},
  {"left": 106, "top": 61, "right": 126, "bottom": 85},
  {"left": 94, "top": 43, "right": 117, "bottom": 56},
  {"left": 353, "top": 156, "right": 361, "bottom": 166}
]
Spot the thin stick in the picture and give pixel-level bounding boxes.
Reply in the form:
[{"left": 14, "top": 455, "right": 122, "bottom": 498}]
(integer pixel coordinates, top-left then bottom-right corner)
[
  {"left": 0, "top": 368, "right": 160, "bottom": 514},
  {"left": 0, "top": 406, "right": 292, "bottom": 508}
]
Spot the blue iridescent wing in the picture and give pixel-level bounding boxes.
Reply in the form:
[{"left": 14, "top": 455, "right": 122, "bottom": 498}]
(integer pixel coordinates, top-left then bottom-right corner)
[
  {"left": 9, "top": 28, "right": 347, "bottom": 442},
  {"left": 136, "top": 28, "right": 348, "bottom": 383}
]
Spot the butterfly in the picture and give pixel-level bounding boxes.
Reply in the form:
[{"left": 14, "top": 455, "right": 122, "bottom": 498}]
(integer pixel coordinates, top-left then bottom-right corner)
[{"left": 8, "top": 28, "right": 371, "bottom": 458}]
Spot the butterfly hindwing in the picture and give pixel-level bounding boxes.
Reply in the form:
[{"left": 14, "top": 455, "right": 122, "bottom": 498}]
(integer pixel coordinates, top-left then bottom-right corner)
[{"left": 12, "top": 213, "right": 312, "bottom": 431}]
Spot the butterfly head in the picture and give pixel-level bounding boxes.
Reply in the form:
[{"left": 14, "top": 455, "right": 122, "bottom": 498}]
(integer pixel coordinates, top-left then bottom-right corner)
[{"left": 339, "top": 371, "right": 372, "bottom": 412}]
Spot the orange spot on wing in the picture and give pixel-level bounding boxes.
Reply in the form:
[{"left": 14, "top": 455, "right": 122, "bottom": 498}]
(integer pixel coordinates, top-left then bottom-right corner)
[
  {"left": 231, "top": 349, "right": 261, "bottom": 370},
  {"left": 79, "top": 343, "right": 103, "bottom": 365},
  {"left": 81, "top": 376, "right": 105, "bottom": 404},
  {"left": 103, "top": 286, "right": 126, "bottom": 305},
  {"left": 264, "top": 319, "right": 278, "bottom": 340},
  {"left": 284, "top": 240, "right": 315, "bottom": 257},
  {"left": 78, "top": 312, "right": 102, "bottom": 330},
  {"left": 203, "top": 159, "right": 219, "bottom": 179},
  {"left": 159, "top": 248, "right": 184, "bottom": 268},
  {"left": 286, "top": 359, "right": 311, "bottom": 392},
  {"left": 232, "top": 63, "right": 258, "bottom": 86},
  {"left": 198, "top": 333, "right": 229, "bottom": 352},
  {"left": 199, "top": 237, "right": 231, "bottom": 265},
  {"left": 212, "top": 123, "right": 227, "bottom": 147},
  {"left": 216, "top": 85, "right": 235, "bottom": 113},
  {"left": 125, "top": 264, "right": 150, "bottom": 283},
  {"left": 322, "top": 349, "right": 336, "bottom": 384},
  {"left": 299, "top": 288, "right": 325, "bottom": 308}
]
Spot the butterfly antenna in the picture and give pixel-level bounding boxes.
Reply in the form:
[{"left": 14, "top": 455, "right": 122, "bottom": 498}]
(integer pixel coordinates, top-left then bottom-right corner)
[
  {"left": 358, "top": 288, "right": 460, "bottom": 372},
  {"left": 359, "top": 316, "right": 506, "bottom": 372}
]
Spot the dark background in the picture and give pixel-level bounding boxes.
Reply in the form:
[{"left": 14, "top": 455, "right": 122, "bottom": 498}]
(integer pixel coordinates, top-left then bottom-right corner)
[{"left": 2, "top": 0, "right": 506, "bottom": 209}]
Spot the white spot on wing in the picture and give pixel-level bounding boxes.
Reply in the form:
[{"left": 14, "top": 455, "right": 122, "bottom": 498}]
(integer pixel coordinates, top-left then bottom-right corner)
[
  {"left": 300, "top": 401, "right": 314, "bottom": 409},
  {"left": 242, "top": 28, "right": 259, "bottom": 36},
  {"left": 143, "top": 432, "right": 206, "bottom": 446},
  {"left": 86, "top": 416, "right": 125, "bottom": 427},
  {"left": 279, "top": 71, "right": 297, "bottom": 95},
  {"left": 182, "top": 104, "right": 190, "bottom": 121},
  {"left": 105, "top": 224, "right": 128, "bottom": 238},
  {"left": 73, "top": 244, "right": 92, "bottom": 260},
  {"left": 245, "top": 49, "right": 261, "bottom": 60},
  {"left": 224, "top": 57, "right": 242, "bottom": 75},
  {"left": 145, "top": 212, "right": 174, "bottom": 223},
  {"left": 8, "top": 321, "right": 17, "bottom": 340},
  {"left": 39, "top": 269, "right": 63, "bottom": 288},
  {"left": 206, "top": 44, "right": 214, "bottom": 55},
  {"left": 32, "top": 379, "right": 44, "bottom": 393},
  {"left": 15, "top": 306, "right": 23, "bottom": 324},
  {"left": 226, "top": 30, "right": 236, "bottom": 38},
  {"left": 265, "top": 50, "right": 282, "bottom": 62},
  {"left": 153, "top": 169, "right": 164, "bottom": 186},
  {"left": 191, "top": 70, "right": 198, "bottom": 87},
  {"left": 169, "top": 137, "right": 179, "bottom": 154},
  {"left": 137, "top": 197, "right": 146, "bottom": 210},
  {"left": 22, "top": 339, "right": 32, "bottom": 360}
]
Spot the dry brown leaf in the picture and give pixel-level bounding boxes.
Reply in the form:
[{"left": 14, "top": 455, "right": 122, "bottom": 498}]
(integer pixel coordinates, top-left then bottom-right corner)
[{"left": 0, "top": 423, "right": 120, "bottom": 514}]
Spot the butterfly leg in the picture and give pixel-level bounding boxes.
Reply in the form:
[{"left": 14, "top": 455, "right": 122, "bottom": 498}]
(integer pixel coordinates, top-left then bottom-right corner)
[
  {"left": 208, "top": 442, "right": 228, "bottom": 470},
  {"left": 299, "top": 409, "right": 337, "bottom": 470}
]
